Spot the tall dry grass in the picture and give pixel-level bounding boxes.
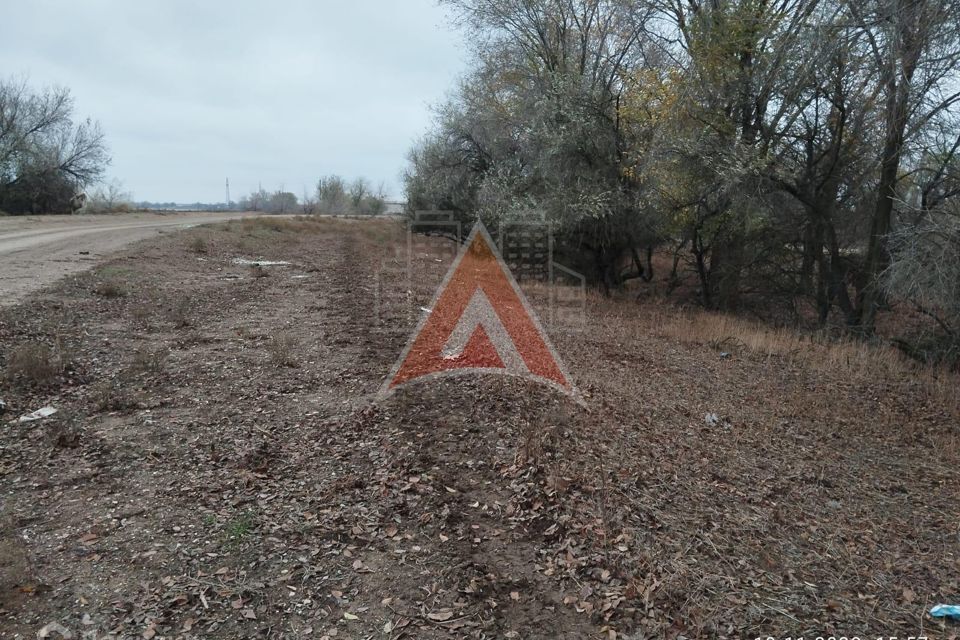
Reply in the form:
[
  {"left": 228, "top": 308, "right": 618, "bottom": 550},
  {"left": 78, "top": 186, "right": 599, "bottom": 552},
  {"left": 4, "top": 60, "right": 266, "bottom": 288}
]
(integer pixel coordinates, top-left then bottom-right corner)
[{"left": 612, "top": 298, "right": 960, "bottom": 414}]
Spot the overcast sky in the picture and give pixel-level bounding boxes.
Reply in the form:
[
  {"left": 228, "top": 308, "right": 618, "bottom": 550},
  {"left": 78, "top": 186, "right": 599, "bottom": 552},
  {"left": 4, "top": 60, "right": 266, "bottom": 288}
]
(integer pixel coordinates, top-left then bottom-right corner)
[{"left": 0, "top": 1, "right": 467, "bottom": 203}]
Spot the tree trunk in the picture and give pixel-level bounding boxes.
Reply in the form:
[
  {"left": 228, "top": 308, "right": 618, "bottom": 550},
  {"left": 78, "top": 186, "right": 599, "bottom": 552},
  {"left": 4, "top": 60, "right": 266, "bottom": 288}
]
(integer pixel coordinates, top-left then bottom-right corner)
[
  {"left": 856, "top": 86, "right": 910, "bottom": 332},
  {"left": 854, "top": 0, "right": 922, "bottom": 333},
  {"left": 825, "top": 220, "right": 855, "bottom": 322},
  {"left": 709, "top": 229, "right": 744, "bottom": 311},
  {"left": 801, "top": 222, "right": 816, "bottom": 297},
  {"left": 692, "top": 228, "right": 713, "bottom": 309}
]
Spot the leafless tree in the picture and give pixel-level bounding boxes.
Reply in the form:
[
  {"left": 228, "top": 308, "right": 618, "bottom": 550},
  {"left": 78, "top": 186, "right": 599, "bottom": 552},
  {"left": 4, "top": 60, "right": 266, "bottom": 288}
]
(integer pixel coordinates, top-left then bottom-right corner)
[
  {"left": 885, "top": 200, "right": 960, "bottom": 364},
  {"left": 349, "top": 178, "right": 369, "bottom": 210},
  {"left": 0, "top": 78, "right": 109, "bottom": 214},
  {"left": 849, "top": 0, "right": 960, "bottom": 332},
  {"left": 85, "top": 179, "right": 133, "bottom": 213}
]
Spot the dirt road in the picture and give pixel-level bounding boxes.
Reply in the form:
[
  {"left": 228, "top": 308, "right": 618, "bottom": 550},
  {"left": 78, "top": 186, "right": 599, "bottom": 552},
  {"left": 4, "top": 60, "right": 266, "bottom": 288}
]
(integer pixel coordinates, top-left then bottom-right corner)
[{"left": 0, "top": 211, "right": 257, "bottom": 305}]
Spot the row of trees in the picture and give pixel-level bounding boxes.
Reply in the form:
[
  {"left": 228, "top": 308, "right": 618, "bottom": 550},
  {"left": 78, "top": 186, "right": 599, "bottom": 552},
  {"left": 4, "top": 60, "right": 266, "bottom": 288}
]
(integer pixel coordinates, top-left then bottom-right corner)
[
  {"left": 405, "top": 0, "right": 960, "bottom": 359},
  {"left": 239, "top": 175, "right": 387, "bottom": 216},
  {"left": 0, "top": 78, "right": 110, "bottom": 214},
  {"left": 311, "top": 175, "right": 388, "bottom": 216},
  {"left": 239, "top": 187, "right": 300, "bottom": 214}
]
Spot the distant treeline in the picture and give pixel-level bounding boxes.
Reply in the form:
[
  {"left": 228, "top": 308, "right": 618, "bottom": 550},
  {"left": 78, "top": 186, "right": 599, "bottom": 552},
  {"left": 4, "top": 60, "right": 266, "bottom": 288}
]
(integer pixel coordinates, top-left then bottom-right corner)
[
  {"left": 238, "top": 175, "right": 387, "bottom": 215},
  {"left": 137, "top": 202, "right": 235, "bottom": 211}
]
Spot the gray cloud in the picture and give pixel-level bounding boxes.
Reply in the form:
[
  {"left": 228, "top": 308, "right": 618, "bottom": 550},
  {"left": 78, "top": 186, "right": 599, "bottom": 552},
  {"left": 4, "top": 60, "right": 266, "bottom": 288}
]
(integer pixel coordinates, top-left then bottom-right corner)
[{"left": 0, "top": 0, "right": 466, "bottom": 202}]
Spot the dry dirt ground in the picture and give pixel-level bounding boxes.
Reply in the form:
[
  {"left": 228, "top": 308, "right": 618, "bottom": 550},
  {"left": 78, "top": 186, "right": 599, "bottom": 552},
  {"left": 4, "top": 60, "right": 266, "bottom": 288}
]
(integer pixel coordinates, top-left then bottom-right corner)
[
  {"left": 0, "top": 216, "right": 958, "bottom": 639},
  {"left": 0, "top": 212, "right": 257, "bottom": 306}
]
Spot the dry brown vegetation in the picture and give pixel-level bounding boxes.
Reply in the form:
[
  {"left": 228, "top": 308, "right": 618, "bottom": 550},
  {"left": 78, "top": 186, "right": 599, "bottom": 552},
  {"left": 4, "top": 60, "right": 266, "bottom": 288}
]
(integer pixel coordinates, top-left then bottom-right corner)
[
  {"left": 0, "top": 217, "right": 957, "bottom": 639},
  {"left": 188, "top": 236, "right": 209, "bottom": 254},
  {"left": 647, "top": 306, "right": 960, "bottom": 416},
  {"left": 267, "top": 331, "right": 299, "bottom": 368},
  {"left": 3, "top": 337, "right": 73, "bottom": 387}
]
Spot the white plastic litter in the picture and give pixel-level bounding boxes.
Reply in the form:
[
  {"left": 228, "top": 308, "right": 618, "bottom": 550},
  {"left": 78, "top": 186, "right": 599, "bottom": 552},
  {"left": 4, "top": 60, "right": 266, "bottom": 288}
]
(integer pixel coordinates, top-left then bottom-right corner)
[
  {"left": 232, "top": 258, "right": 290, "bottom": 266},
  {"left": 17, "top": 406, "right": 57, "bottom": 423},
  {"left": 37, "top": 621, "right": 73, "bottom": 638}
]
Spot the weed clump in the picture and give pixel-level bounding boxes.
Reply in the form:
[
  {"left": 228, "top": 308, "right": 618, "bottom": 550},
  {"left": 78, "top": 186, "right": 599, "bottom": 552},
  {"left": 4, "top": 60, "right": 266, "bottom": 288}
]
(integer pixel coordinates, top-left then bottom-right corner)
[
  {"left": 166, "top": 297, "right": 193, "bottom": 328},
  {"left": 3, "top": 339, "right": 72, "bottom": 386},
  {"left": 131, "top": 347, "right": 168, "bottom": 375},
  {"left": 93, "top": 377, "right": 136, "bottom": 412},
  {"left": 189, "top": 236, "right": 208, "bottom": 253},
  {"left": 267, "top": 332, "right": 298, "bottom": 367},
  {"left": 94, "top": 278, "right": 127, "bottom": 298}
]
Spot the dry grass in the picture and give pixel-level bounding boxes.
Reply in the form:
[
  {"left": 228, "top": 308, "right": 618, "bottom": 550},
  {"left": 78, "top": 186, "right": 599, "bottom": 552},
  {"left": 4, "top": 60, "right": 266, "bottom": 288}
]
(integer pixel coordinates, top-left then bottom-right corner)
[
  {"left": 267, "top": 331, "right": 298, "bottom": 367},
  {"left": 92, "top": 377, "right": 136, "bottom": 413},
  {"left": 188, "top": 236, "right": 208, "bottom": 254},
  {"left": 603, "top": 299, "right": 960, "bottom": 415},
  {"left": 652, "top": 308, "right": 897, "bottom": 364},
  {"left": 165, "top": 297, "right": 192, "bottom": 328},
  {"left": 131, "top": 347, "right": 168, "bottom": 375},
  {"left": 44, "top": 412, "right": 81, "bottom": 449},
  {"left": 130, "top": 302, "right": 154, "bottom": 325},
  {"left": 3, "top": 339, "right": 72, "bottom": 386},
  {"left": 234, "top": 216, "right": 332, "bottom": 236},
  {"left": 228, "top": 215, "right": 400, "bottom": 238},
  {"left": 94, "top": 277, "right": 127, "bottom": 298}
]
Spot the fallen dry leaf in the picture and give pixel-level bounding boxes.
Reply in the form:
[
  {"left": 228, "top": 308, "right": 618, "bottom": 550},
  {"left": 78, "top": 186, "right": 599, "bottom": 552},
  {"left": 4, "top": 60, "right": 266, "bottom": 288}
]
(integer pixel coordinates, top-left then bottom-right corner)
[{"left": 427, "top": 609, "right": 454, "bottom": 622}]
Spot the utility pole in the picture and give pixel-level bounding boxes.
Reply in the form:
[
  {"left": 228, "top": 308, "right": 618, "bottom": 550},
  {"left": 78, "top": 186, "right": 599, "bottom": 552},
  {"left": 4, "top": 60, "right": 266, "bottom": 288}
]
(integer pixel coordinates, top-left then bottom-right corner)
[{"left": 225, "top": 178, "right": 231, "bottom": 209}]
